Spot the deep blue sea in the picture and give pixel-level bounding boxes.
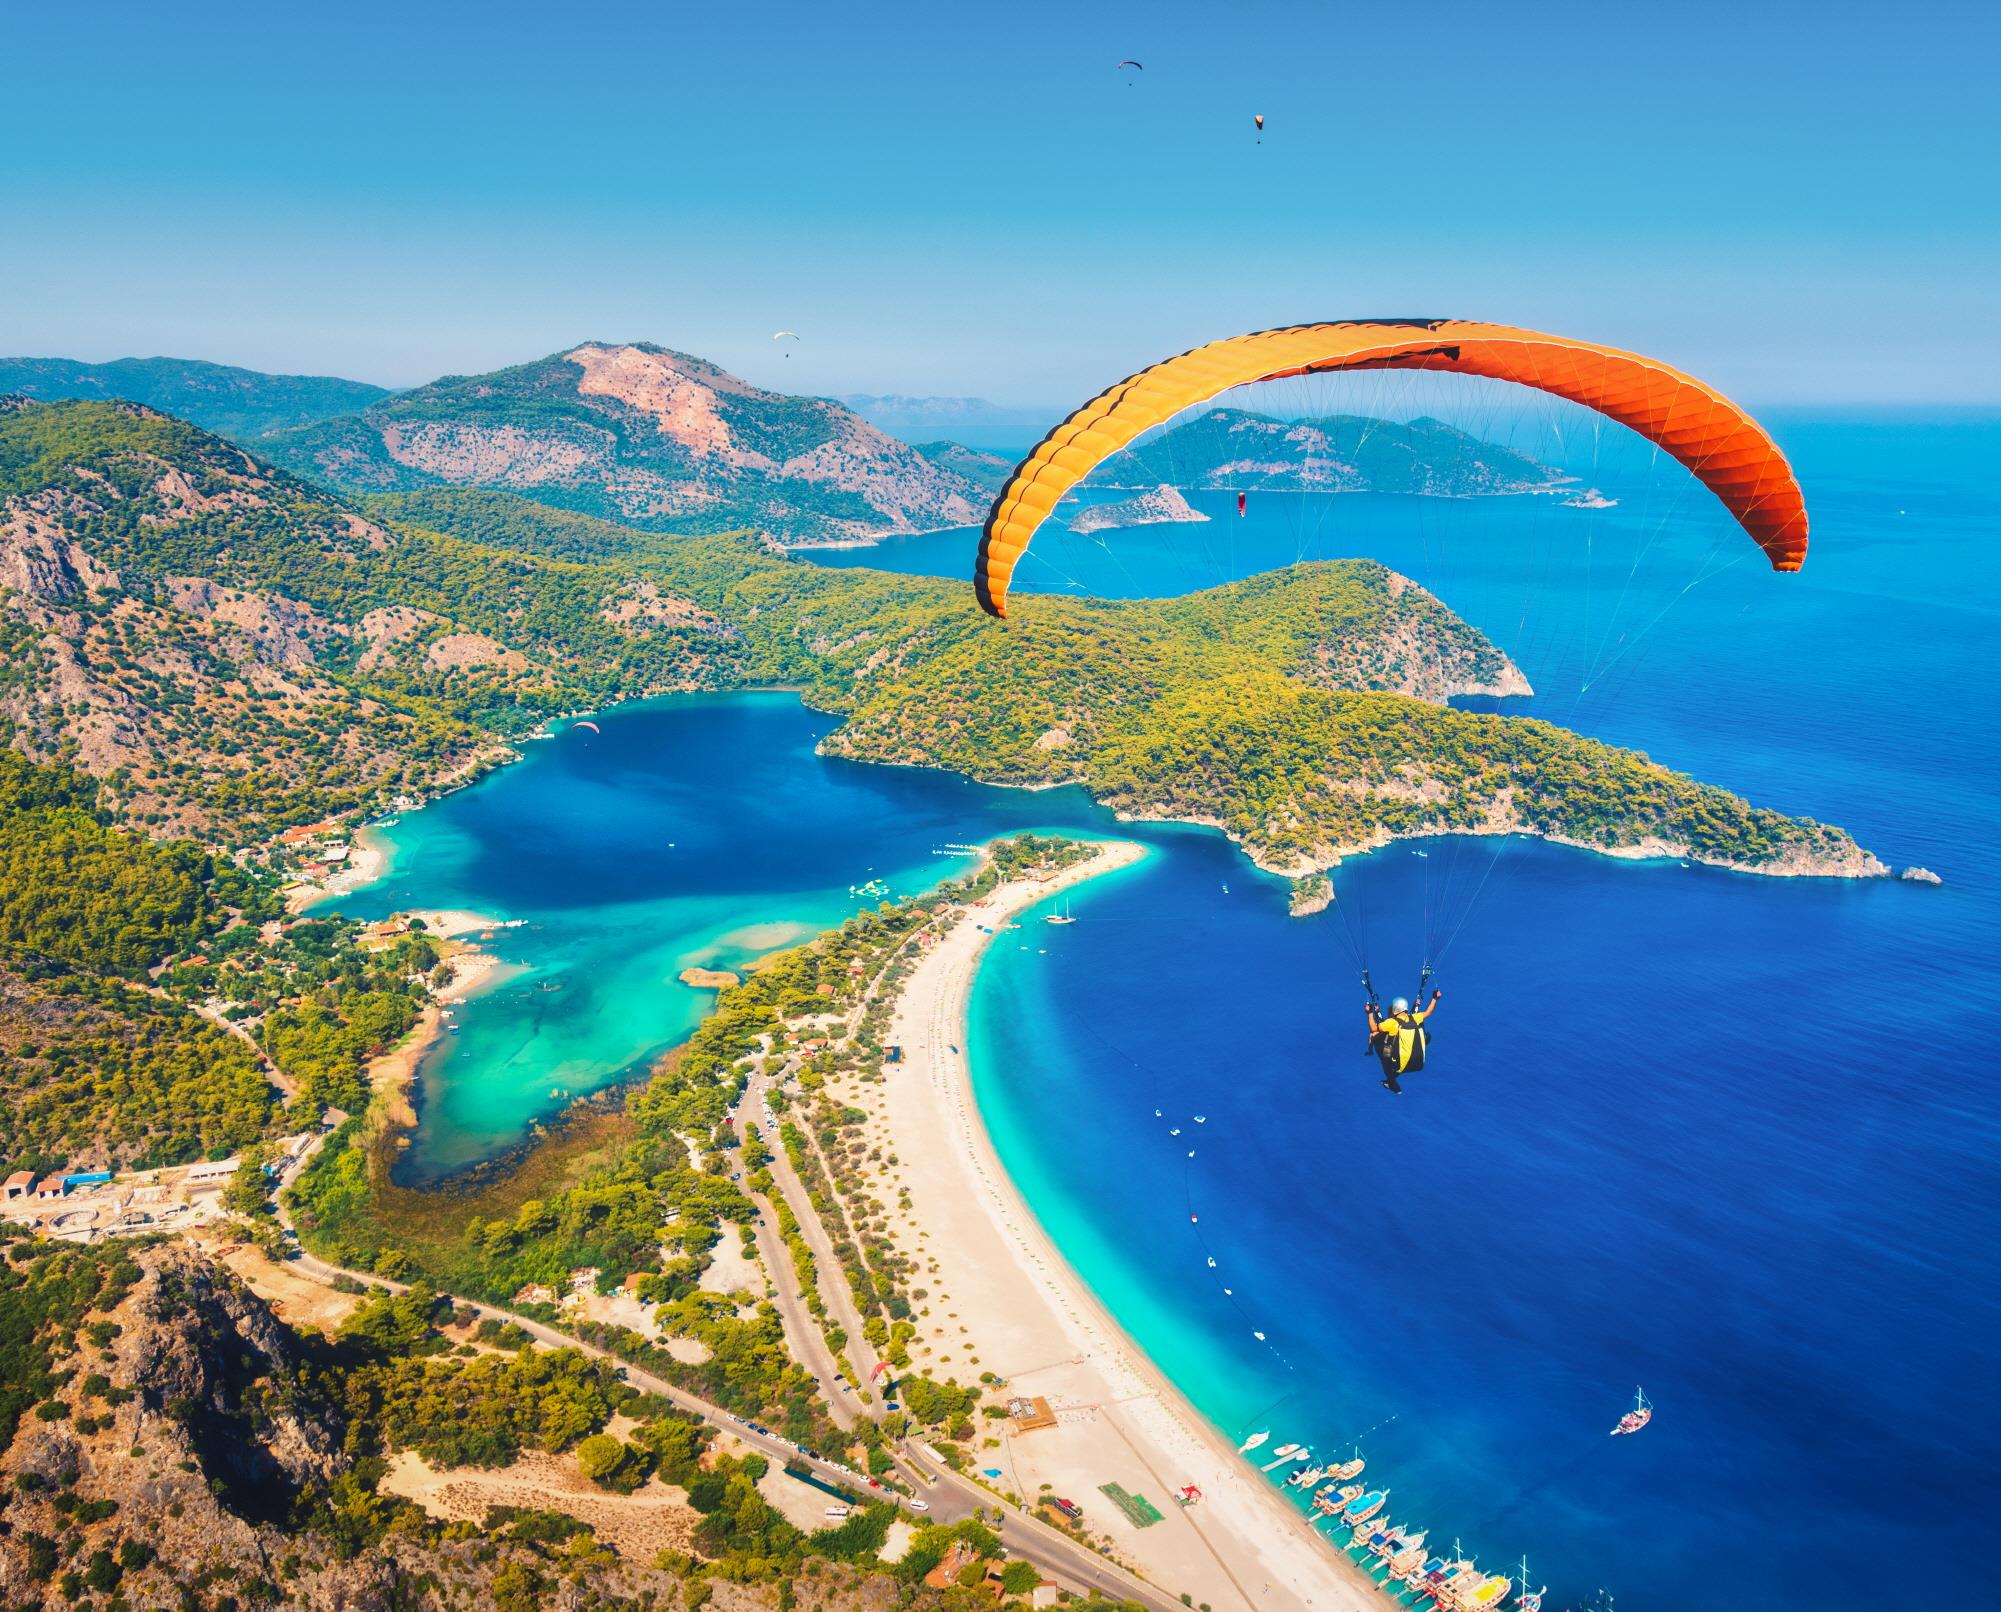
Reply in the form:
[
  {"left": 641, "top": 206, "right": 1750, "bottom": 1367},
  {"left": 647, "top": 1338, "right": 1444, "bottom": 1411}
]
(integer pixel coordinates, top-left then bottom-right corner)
[{"left": 339, "top": 413, "right": 1999, "bottom": 1608}]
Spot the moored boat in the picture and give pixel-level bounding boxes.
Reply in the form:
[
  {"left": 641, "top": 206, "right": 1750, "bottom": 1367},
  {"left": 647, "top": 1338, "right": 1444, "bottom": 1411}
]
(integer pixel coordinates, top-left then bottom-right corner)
[
  {"left": 1261, "top": 1443, "right": 1307, "bottom": 1471},
  {"left": 1342, "top": 1489, "right": 1388, "bottom": 1525},
  {"left": 1372, "top": 1524, "right": 1413, "bottom": 1559},
  {"left": 1286, "top": 1465, "right": 1326, "bottom": 1488},
  {"left": 1238, "top": 1430, "right": 1269, "bottom": 1453},
  {"left": 1327, "top": 1455, "right": 1366, "bottom": 1482},
  {"left": 1610, "top": 1385, "right": 1654, "bottom": 1436}
]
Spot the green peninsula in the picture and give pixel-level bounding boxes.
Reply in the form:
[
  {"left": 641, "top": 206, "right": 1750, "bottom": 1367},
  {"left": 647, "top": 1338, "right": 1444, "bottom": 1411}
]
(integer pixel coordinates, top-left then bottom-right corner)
[{"left": 0, "top": 397, "right": 1877, "bottom": 879}]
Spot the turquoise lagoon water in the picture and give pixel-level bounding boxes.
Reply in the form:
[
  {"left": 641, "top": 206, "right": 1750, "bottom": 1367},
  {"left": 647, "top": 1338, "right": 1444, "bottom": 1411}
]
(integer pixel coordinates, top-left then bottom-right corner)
[
  {"left": 318, "top": 693, "right": 1110, "bottom": 1181},
  {"left": 335, "top": 414, "right": 2000, "bottom": 1608}
]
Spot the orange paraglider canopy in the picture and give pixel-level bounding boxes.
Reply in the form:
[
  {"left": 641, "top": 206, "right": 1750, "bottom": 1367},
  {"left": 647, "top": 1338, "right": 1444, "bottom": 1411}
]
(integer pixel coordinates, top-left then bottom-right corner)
[{"left": 973, "top": 319, "right": 1808, "bottom": 617}]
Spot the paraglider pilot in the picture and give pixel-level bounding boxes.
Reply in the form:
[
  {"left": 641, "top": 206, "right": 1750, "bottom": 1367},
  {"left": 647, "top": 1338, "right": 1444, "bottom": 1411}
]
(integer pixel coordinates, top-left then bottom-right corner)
[{"left": 1367, "top": 987, "right": 1442, "bottom": 1094}]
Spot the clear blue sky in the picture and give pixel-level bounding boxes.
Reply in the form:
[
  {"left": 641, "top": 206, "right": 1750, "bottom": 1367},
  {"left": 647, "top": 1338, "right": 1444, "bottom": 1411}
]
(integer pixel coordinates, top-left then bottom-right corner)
[{"left": 3, "top": 0, "right": 1994, "bottom": 404}]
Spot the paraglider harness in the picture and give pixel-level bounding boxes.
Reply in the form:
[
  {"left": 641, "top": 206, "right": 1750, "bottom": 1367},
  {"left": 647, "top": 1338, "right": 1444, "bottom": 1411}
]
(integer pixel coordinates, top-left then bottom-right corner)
[{"left": 1364, "top": 966, "right": 1434, "bottom": 1077}]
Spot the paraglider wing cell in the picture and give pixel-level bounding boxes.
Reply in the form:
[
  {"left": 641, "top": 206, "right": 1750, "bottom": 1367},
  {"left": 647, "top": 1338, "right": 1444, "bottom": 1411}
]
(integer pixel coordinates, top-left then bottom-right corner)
[{"left": 971, "top": 318, "right": 1810, "bottom": 617}]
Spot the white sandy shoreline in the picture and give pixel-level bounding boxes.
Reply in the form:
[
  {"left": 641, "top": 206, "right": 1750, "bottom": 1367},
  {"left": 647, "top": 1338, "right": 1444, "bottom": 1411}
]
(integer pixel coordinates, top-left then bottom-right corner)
[{"left": 854, "top": 840, "right": 1393, "bottom": 1612}]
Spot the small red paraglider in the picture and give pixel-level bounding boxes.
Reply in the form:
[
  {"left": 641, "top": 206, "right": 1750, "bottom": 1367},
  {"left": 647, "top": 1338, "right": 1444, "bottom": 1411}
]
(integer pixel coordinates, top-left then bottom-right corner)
[{"left": 1237, "top": 491, "right": 1247, "bottom": 518}]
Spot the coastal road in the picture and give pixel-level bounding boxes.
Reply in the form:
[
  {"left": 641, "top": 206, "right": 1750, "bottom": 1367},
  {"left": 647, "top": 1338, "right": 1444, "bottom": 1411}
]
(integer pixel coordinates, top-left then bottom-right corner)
[
  {"left": 270, "top": 1141, "right": 1181, "bottom": 1612},
  {"left": 739, "top": 1152, "right": 864, "bottom": 1430},
  {"left": 742, "top": 1069, "right": 887, "bottom": 1390}
]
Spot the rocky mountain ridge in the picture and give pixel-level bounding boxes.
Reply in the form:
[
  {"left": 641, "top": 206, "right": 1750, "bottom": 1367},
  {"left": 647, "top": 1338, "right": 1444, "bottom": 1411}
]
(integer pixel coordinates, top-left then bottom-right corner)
[{"left": 260, "top": 344, "right": 988, "bottom": 546}]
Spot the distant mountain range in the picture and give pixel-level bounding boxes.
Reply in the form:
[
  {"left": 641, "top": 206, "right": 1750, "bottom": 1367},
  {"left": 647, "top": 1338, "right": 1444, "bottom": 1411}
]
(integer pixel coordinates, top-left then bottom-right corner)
[
  {"left": 257, "top": 344, "right": 987, "bottom": 545},
  {"left": 1092, "top": 408, "right": 1573, "bottom": 495},
  {"left": 0, "top": 357, "right": 1580, "bottom": 551},
  {"left": 0, "top": 355, "right": 389, "bottom": 440}
]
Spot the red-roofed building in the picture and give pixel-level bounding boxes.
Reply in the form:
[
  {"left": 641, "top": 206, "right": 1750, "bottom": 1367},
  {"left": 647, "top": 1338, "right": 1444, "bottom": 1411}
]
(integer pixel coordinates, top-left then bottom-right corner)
[
  {"left": 923, "top": 1541, "right": 980, "bottom": 1590},
  {"left": 2, "top": 1170, "right": 33, "bottom": 1200}
]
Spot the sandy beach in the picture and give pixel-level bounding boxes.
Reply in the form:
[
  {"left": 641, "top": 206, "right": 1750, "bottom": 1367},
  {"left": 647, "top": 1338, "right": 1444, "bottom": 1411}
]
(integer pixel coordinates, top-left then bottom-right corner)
[{"left": 845, "top": 841, "right": 1393, "bottom": 1612}]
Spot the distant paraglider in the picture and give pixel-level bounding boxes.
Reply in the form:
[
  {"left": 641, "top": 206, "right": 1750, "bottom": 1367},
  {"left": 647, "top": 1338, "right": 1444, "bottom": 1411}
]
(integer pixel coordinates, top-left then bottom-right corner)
[
  {"left": 1117, "top": 59, "right": 1143, "bottom": 78},
  {"left": 1237, "top": 491, "right": 1247, "bottom": 518},
  {"left": 772, "top": 331, "right": 800, "bottom": 357},
  {"left": 1253, "top": 113, "right": 1264, "bottom": 142},
  {"left": 571, "top": 720, "right": 601, "bottom": 735}
]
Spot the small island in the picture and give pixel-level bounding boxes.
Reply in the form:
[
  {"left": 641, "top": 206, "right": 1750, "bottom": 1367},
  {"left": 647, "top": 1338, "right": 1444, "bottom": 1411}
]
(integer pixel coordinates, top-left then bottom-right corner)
[
  {"left": 1068, "top": 483, "right": 1210, "bottom": 534},
  {"left": 678, "top": 966, "right": 742, "bottom": 989},
  {"left": 1289, "top": 871, "right": 1335, "bottom": 916}
]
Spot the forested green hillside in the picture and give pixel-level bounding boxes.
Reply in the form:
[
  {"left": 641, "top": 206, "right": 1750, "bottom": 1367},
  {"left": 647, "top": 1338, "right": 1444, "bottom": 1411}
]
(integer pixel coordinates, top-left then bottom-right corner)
[
  {"left": 1095, "top": 407, "right": 1572, "bottom": 494},
  {"left": 0, "top": 746, "right": 441, "bottom": 1170},
  {"left": 0, "top": 401, "right": 1873, "bottom": 879},
  {"left": 0, "top": 354, "right": 387, "bottom": 439}
]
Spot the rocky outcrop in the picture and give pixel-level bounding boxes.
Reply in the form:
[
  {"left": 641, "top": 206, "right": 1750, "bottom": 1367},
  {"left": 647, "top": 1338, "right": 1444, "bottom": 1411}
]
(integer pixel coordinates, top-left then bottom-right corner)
[
  {"left": 117, "top": 1250, "right": 347, "bottom": 1514},
  {"left": 1901, "top": 865, "right": 1943, "bottom": 884},
  {"left": 0, "top": 1248, "right": 933, "bottom": 1611}
]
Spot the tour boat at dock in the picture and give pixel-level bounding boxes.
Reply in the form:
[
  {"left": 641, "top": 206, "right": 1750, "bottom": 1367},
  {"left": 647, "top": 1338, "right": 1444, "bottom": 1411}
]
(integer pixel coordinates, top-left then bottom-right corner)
[
  {"left": 1314, "top": 1483, "right": 1364, "bottom": 1515},
  {"left": 1342, "top": 1489, "right": 1388, "bottom": 1525},
  {"left": 1286, "top": 1465, "right": 1326, "bottom": 1488}
]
